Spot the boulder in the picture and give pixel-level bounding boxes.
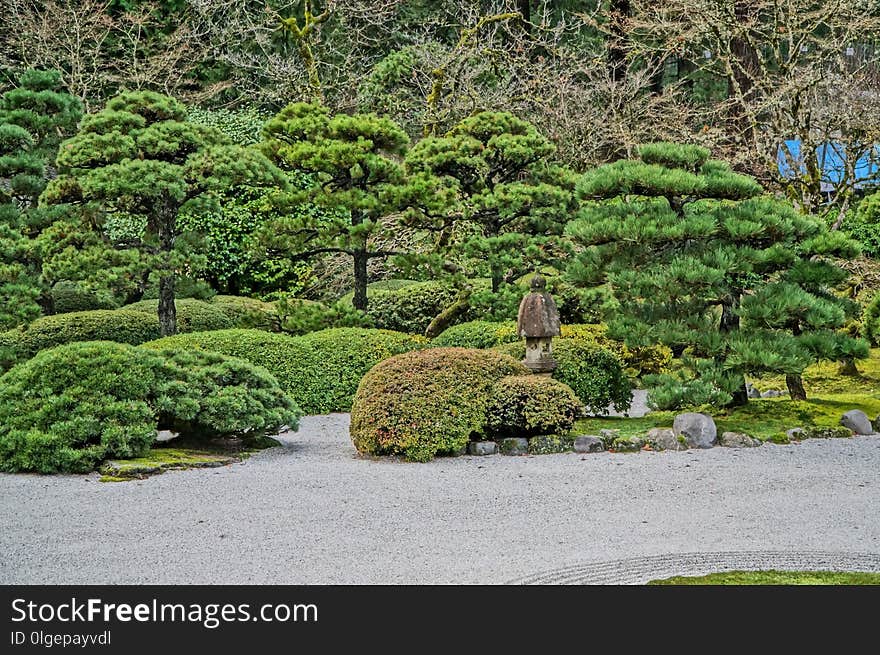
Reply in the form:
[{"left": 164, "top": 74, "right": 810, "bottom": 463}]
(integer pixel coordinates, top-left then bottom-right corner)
[
  {"left": 468, "top": 441, "right": 498, "bottom": 456},
  {"left": 646, "top": 427, "right": 687, "bottom": 451},
  {"left": 840, "top": 410, "right": 875, "bottom": 435},
  {"left": 673, "top": 412, "right": 717, "bottom": 449},
  {"left": 719, "top": 431, "right": 762, "bottom": 448},
  {"left": 573, "top": 435, "right": 605, "bottom": 454},
  {"left": 528, "top": 434, "right": 574, "bottom": 455},
  {"left": 498, "top": 437, "right": 529, "bottom": 456},
  {"left": 801, "top": 426, "right": 853, "bottom": 440},
  {"left": 786, "top": 428, "right": 805, "bottom": 441},
  {"left": 746, "top": 383, "right": 761, "bottom": 399},
  {"left": 761, "top": 389, "right": 783, "bottom": 398}
]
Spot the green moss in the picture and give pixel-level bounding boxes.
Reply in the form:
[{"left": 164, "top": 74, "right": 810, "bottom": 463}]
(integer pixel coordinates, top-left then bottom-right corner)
[
  {"left": 610, "top": 436, "right": 646, "bottom": 452},
  {"left": 649, "top": 570, "right": 880, "bottom": 585},
  {"left": 527, "top": 434, "right": 575, "bottom": 455},
  {"left": 98, "top": 438, "right": 280, "bottom": 482}
]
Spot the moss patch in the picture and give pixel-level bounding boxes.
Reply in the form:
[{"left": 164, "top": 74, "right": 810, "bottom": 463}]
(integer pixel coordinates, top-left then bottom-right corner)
[
  {"left": 99, "top": 437, "right": 281, "bottom": 482},
  {"left": 649, "top": 570, "right": 880, "bottom": 585}
]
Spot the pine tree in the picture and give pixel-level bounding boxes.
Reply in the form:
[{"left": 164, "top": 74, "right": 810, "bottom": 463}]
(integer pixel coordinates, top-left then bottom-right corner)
[
  {"left": 0, "top": 69, "right": 83, "bottom": 328},
  {"left": 566, "top": 142, "right": 866, "bottom": 409},
  {"left": 259, "top": 102, "right": 410, "bottom": 312},
  {"left": 43, "top": 91, "right": 287, "bottom": 335},
  {"left": 403, "top": 110, "right": 576, "bottom": 311}
]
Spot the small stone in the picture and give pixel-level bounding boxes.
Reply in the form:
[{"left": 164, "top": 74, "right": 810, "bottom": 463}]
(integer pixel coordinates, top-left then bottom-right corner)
[
  {"left": 761, "top": 389, "right": 783, "bottom": 398},
  {"left": 646, "top": 427, "right": 687, "bottom": 451},
  {"left": 840, "top": 410, "right": 875, "bottom": 435},
  {"left": 611, "top": 436, "right": 645, "bottom": 452},
  {"left": 673, "top": 412, "right": 718, "bottom": 449},
  {"left": 786, "top": 427, "right": 805, "bottom": 441},
  {"left": 468, "top": 441, "right": 498, "bottom": 456},
  {"left": 719, "top": 431, "right": 762, "bottom": 448},
  {"left": 498, "top": 437, "right": 529, "bottom": 456},
  {"left": 746, "top": 383, "right": 761, "bottom": 399},
  {"left": 573, "top": 435, "right": 604, "bottom": 453},
  {"left": 598, "top": 429, "right": 620, "bottom": 449},
  {"left": 801, "top": 426, "right": 854, "bottom": 440}
]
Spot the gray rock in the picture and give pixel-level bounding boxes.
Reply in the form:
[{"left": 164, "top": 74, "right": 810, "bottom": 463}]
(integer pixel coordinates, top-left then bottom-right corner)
[
  {"left": 468, "top": 441, "right": 498, "bottom": 456},
  {"left": 786, "top": 428, "right": 805, "bottom": 441},
  {"left": 498, "top": 437, "right": 529, "bottom": 456},
  {"left": 611, "top": 436, "right": 645, "bottom": 452},
  {"left": 673, "top": 413, "right": 717, "bottom": 449},
  {"left": 719, "top": 431, "right": 762, "bottom": 448},
  {"left": 528, "top": 435, "right": 574, "bottom": 455},
  {"left": 598, "top": 429, "right": 620, "bottom": 449},
  {"left": 746, "top": 383, "right": 761, "bottom": 399},
  {"left": 840, "top": 410, "right": 875, "bottom": 435},
  {"left": 761, "top": 389, "right": 783, "bottom": 398},
  {"left": 573, "top": 435, "right": 605, "bottom": 454},
  {"left": 646, "top": 428, "right": 687, "bottom": 451}
]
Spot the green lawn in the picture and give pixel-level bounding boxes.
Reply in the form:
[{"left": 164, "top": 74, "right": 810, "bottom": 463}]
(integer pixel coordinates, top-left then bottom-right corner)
[
  {"left": 576, "top": 349, "right": 880, "bottom": 443},
  {"left": 649, "top": 570, "right": 880, "bottom": 585}
]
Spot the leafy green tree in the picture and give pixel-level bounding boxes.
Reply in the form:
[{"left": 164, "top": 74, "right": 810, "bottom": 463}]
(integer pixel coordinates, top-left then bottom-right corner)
[
  {"left": 0, "top": 69, "right": 83, "bottom": 328},
  {"left": 404, "top": 111, "right": 576, "bottom": 316},
  {"left": 260, "top": 102, "right": 410, "bottom": 311},
  {"left": 43, "top": 91, "right": 288, "bottom": 335},
  {"left": 566, "top": 142, "right": 866, "bottom": 408}
]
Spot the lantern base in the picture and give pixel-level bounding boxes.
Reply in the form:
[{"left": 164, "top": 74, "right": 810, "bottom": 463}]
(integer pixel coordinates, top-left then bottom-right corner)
[{"left": 521, "top": 357, "right": 558, "bottom": 375}]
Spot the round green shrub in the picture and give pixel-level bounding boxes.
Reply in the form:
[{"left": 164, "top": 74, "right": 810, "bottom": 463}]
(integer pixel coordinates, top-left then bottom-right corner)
[
  {"left": 122, "top": 299, "right": 233, "bottom": 333},
  {"left": 485, "top": 375, "right": 581, "bottom": 438},
  {"left": 495, "top": 337, "right": 632, "bottom": 415},
  {"left": 560, "top": 324, "right": 672, "bottom": 377},
  {"left": 350, "top": 347, "right": 529, "bottom": 462},
  {"left": 209, "top": 295, "right": 278, "bottom": 330},
  {"left": 275, "top": 297, "right": 372, "bottom": 335},
  {"left": 145, "top": 327, "right": 426, "bottom": 415},
  {"left": 361, "top": 280, "right": 461, "bottom": 334},
  {"left": 3, "top": 310, "right": 161, "bottom": 362},
  {"left": 863, "top": 292, "right": 880, "bottom": 346},
  {"left": 0, "top": 341, "right": 300, "bottom": 474},
  {"left": 431, "top": 321, "right": 518, "bottom": 349},
  {"left": 50, "top": 281, "right": 118, "bottom": 313}
]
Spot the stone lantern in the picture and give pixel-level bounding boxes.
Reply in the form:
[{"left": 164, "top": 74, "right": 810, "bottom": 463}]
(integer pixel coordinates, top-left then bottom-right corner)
[{"left": 517, "top": 272, "right": 561, "bottom": 375}]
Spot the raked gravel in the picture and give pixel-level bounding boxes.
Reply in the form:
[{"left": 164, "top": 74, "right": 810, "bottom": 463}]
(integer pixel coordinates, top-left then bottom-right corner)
[{"left": 1, "top": 413, "right": 879, "bottom": 585}]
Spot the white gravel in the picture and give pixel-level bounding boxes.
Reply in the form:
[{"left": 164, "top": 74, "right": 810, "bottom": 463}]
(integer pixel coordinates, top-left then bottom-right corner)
[{"left": 1, "top": 413, "right": 879, "bottom": 584}]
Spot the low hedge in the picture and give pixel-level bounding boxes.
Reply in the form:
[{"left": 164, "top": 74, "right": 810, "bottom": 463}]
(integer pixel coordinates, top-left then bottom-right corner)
[
  {"left": 122, "top": 299, "right": 233, "bottom": 333},
  {"left": 145, "top": 327, "right": 426, "bottom": 415},
  {"left": 0, "top": 341, "right": 300, "bottom": 473},
  {"left": 495, "top": 337, "right": 633, "bottom": 415},
  {"left": 50, "top": 281, "right": 118, "bottom": 314},
  {"left": 350, "top": 347, "right": 528, "bottom": 462},
  {"left": 431, "top": 321, "right": 518, "bottom": 349},
  {"left": 360, "top": 280, "right": 461, "bottom": 334},
  {"left": 210, "top": 295, "right": 279, "bottom": 331},
  {"left": 485, "top": 375, "right": 581, "bottom": 438},
  {"left": 1, "top": 310, "right": 161, "bottom": 364}
]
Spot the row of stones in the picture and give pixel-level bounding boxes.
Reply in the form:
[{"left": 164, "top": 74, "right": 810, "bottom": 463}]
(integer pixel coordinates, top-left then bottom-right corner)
[{"left": 467, "top": 408, "right": 880, "bottom": 457}]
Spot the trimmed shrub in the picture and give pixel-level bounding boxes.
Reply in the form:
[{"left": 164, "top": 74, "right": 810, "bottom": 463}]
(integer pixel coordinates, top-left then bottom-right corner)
[
  {"left": 495, "top": 338, "right": 632, "bottom": 415},
  {"left": 122, "top": 299, "right": 233, "bottom": 333},
  {"left": 275, "top": 297, "right": 372, "bottom": 335},
  {"left": 50, "top": 281, "right": 118, "bottom": 313},
  {"left": 0, "top": 341, "right": 299, "bottom": 473},
  {"left": 431, "top": 321, "right": 518, "bottom": 349},
  {"left": 145, "top": 327, "right": 426, "bottom": 415},
  {"left": 350, "top": 347, "right": 528, "bottom": 461},
  {"left": 362, "top": 280, "right": 460, "bottom": 334},
  {"left": 485, "top": 375, "right": 581, "bottom": 438},
  {"left": 210, "top": 295, "right": 279, "bottom": 331},
  {"left": 864, "top": 293, "right": 880, "bottom": 346},
  {"left": 2, "top": 309, "right": 161, "bottom": 363}
]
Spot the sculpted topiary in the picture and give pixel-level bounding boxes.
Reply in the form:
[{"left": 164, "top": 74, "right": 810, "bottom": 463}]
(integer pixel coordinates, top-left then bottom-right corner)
[{"left": 350, "top": 347, "right": 528, "bottom": 461}]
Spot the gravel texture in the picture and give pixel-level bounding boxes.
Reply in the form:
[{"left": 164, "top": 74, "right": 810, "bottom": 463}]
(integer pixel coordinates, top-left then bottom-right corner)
[{"left": 1, "top": 413, "right": 879, "bottom": 585}]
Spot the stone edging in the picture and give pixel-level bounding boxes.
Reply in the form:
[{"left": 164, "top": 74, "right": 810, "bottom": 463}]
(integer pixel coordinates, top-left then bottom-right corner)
[{"left": 506, "top": 551, "right": 880, "bottom": 585}]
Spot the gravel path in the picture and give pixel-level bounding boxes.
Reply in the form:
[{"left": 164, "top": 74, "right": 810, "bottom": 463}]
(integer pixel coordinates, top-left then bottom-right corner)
[{"left": 2, "top": 413, "right": 879, "bottom": 585}]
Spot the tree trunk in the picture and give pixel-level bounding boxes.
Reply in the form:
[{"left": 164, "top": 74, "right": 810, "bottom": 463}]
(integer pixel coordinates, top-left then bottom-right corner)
[
  {"left": 728, "top": 377, "right": 749, "bottom": 407},
  {"left": 838, "top": 358, "right": 860, "bottom": 376},
  {"left": 352, "top": 250, "right": 369, "bottom": 312},
  {"left": 728, "top": 2, "right": 759, "bottom": 142},
  {"left": 720, "top": 296, "right": 747, "bottom": 405},
  {"left": 158, "top": 274, "right": 176, "bottom": 337},
  {"left": 517, "top": 0, "right": 531, "bottom": 33},
  {"left": 425, "top": 288, "right": 472, "bottom": 339},
  {"left": 786, "top": 373, "right": 807, "bottom": 401}
]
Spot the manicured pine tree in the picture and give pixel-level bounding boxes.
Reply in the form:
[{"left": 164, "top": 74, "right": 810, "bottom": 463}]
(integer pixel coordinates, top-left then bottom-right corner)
[
  {"left": 566, "top": 142, "right": 866, "bottom": 408},
  {"left": 43, "top": 91, "right": 288, "bottom": 335},
  {"left": 0, "top": 69, "right": 83, "bottom": 328},
  {"left": 403, "top": 110, "right": 576, "bottom": 316},
  {"left": 259, "top": 102, "right": 410, "bottom": 312}
]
